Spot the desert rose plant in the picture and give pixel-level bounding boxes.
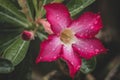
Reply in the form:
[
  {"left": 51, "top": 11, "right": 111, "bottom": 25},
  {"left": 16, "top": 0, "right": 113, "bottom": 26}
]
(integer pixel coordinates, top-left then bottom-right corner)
[{"left": 0, "top": 0, "right": 106, "bottom": 79}]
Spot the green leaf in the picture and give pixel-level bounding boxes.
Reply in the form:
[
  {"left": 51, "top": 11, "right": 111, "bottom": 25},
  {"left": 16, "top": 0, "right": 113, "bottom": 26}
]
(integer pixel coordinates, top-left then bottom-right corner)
[
  {"left": 0, "top": 27, "right": 22, "bottom": 54},
  {"left": 80, "top": 57, "right": 96, "bottom": 74},
  {"left": 53, "top": 0, "right": 64, "bottom": 3},
  {"left": 35, "top": 0, "right": 53, "bottom": 18},
  {"left": 0, "top": 28, "right": 21, "bottom": 45},
  {"left": 2, "top": 36, "right": 30, "bottom": 66},
  {"left": 32, "top": 0, "right": 38, "bottom": 15},
  {"left": 39, "top": 0, "right": 47, "bottom": 17},
  {"left": 37, "top": 32, "right": 47, "bottom": 41},
  {"left": 0, "top": 12, "right": 29, "bottom": 27},
  {"left": 0, "top": 0, "right": 28, "bottom": 23},
  {"left": 67, "top": 0, "right": 95, "bottom": 16},
  {"left": 0, "top": 36, "right": 18, "bottom": 55},
  {"left": 26, "top": 0, "right": 35, "bottom": 20},
  {"left": 0, "top": 58, "right": 14, "bottom": 73}
]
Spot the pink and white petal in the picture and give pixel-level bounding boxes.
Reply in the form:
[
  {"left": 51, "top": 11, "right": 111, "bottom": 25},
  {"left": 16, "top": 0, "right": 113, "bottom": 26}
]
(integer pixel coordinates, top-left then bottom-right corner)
[
  {"left": 61, "top": 45, "right": 81, "bottom": 78},
  {"left": 36, "top": 35, "right": 62, "bottom": 63},
  {"left": 72, "top": 38, "right": 107, "bottom": 60},
  {"left": 69, "top": 12, "right": 102, "bottom": 38},
  {"left": 44, "top": 3, "right": 71, "bottom": 34}
]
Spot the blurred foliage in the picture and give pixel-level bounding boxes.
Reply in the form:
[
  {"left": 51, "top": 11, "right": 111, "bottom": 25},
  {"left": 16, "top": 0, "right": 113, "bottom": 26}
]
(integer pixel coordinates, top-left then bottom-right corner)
[
  {"left": 80, "top": 57, "right": 96, "bottom": 74},
  {"left": 0, "top": 58, "right": 14, "bottom": 73}
]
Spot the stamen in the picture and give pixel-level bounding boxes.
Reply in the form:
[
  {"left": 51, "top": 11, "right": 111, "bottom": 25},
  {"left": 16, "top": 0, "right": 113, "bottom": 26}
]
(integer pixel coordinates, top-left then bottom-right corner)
[{"left": 60, "top": 29, "right": 74, "bottom": 44}]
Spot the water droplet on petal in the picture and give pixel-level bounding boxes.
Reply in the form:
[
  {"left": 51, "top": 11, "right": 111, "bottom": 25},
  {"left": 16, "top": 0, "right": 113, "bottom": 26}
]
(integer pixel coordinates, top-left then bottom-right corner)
[
  {"left": 95, "top": 49, "right": 99, "bottom": 52},
  {"left": 90, "top": 45, "right": 93, "bottom": 48},
  {"left": 56, "top": 17, "right": 60, "bottom": 20},
  {"left": 52, "top": 48, "right": 55, "bottom": 51},
  {"left": 71, "top": 62, "right": 74, "bottom": 65},
  {"left": 56, "top": 14, "right": 60, "bottom": 20},
  {"left": 88, "top": 24, "right": 91, "bottom": 26},
  {"left": 40, "top": 57, "right": 42, "bottom": 60},
  {"left": 53, "top": 56, "right": 56, "bottom": 59},
  {"left": 97, "top": 15, "right": 100, "bottom": 19},
  {"left": 91, "top": 26, "right": 94, "bottom": 29},
  {"left": 85, "top": 47, "right": 87, "bottom": 50},
  {"left": 94, "top": 21, "right": 98, "bottom": 24}
]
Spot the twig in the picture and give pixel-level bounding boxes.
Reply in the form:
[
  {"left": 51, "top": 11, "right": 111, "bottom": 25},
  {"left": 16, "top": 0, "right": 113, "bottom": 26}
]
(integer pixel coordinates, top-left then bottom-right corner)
[{"left": 105, "top": 56, "right": 120, "bottom": 80}]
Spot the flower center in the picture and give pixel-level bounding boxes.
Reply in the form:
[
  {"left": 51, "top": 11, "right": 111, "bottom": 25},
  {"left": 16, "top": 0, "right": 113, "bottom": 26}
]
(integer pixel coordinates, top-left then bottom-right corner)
[{"left": 60, "top": 29, "right": 74, "bottom": 44}]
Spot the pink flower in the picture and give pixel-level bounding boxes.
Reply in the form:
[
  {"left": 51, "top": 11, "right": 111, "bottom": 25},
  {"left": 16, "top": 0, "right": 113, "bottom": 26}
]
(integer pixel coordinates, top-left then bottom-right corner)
[{"left": 36, "top": 3, "right": 106, "bottom": 78}]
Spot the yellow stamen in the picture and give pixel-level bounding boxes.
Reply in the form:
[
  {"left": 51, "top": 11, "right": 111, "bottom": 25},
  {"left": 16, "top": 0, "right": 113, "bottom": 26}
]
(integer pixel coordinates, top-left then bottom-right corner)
[{"left": 60, "top": 29, "right": 74, "bottom": 44}]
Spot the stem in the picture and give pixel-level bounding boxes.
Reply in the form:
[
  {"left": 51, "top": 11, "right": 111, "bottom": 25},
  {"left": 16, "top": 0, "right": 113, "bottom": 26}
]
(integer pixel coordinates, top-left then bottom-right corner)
[
  {"left": 57, "top": 60, "right": 69, "bottom": 76},
  {"left": 33, "top": 27, "right": 39, "bottom": 35},
  {"left": 18, "top": 0, "right": 33, "bottom": 22}
]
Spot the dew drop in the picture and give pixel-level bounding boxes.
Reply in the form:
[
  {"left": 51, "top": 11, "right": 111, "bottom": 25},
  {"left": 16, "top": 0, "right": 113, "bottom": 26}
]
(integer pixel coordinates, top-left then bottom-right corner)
[
  {"left": 88, "top": 24, "right": 91, "bottom": 26},
  {"left": 56, "top": 17, "right": 60, "bottom": 20},
  {"left": 90, "top": 45, "right": 93, "bottom": 48},
  {"left": 78, "top": 48, "right": 81, "bottom": 50},
  {"left": 95, "top": 49, "right": 99, "bottom": 52},
  {"left": 94, "top": 21, "right": 98, "bottom": 24},
  {"left": 53, "top": 56, "right": 56, "bottom": 59},
  {"left": 97, "top": 15, "right": 100, "bottom": 19},
  {"left": 71, "top": 62, "right": 74, "bottom": 65},
  {"left": 91, "top": 26, "right": 94, "bottom": 29},
  {"left": 40, "top": 57, "right": 42, "bottom": 59},
  {"left": 52, "top": 48, "right": 55, "bottom": 51},
  {"left": 85, "top": 47, "right": 87, "bottom": 50},
  {"left": 56, "top": 14, "right": 60, "bottom": 20}
]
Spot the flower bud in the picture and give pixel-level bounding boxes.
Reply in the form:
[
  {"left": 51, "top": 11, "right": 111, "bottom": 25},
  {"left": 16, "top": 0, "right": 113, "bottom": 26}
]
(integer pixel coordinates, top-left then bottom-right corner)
[
  {"left": 37, "top": 19, "right": 53, "bottom": 34},
  {"left": 21, "top": 30, "right": 34, "bottom": 41}
]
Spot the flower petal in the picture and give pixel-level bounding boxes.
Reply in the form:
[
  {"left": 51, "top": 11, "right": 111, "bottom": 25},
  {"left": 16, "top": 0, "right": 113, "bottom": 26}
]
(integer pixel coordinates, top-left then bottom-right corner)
[
  {"left": 72, "top": 38, "right": 107, "bottom": 59},
  {"left": 44, "top": 3, "right": 71, "bottom": 34},
  {"left": 69, "top": 12, "right": 102, "bottom": 38},
  {"left": 61, "top": 45, "right": 81, "bottom": 78},
  {"left": 36, "top": 35, "right": 62, "bottom": 63}
]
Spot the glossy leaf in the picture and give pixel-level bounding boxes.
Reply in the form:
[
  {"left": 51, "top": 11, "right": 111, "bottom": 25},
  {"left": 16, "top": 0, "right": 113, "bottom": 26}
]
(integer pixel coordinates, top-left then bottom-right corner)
[
  {"left": 40, "top": 0, "right": 47, "bottom": 17},
  {"left": 0, "top": 12, "right": 29, "bottom": 27},
  {"left": 80, "top": 57, "right": 96, "bottom": 74},
  {"left": 32, "top": 0, "right": 38, "bottom": 16},
  {"left": 53, "top": 0, "right": 64, "bottom": 3},
  {"left": 37, "top": 32, "right": 47, "bottom": 41},
  {"left": 2, "top": 36, "right": 30, "bottom": 66},
  {"left": 0, "top": 27, "right": 22, "bottom": 54},
  {"left": 26, "top": 0, "right": 34, "bottom": 20},
  {"left": 0, "top": 0, "right": 28, "bottom": 23},
  {"left": 67, "top": 0, "right": 95, "bottom": 16},
  {"left": 0, "top": 36, "right": 18, "bottom": 55},
  {"left": 0, "top": 58, "right": 14, "bottom": 73},
  {"left": 38, "top": 0, "right": 53, "bottom": 17}
]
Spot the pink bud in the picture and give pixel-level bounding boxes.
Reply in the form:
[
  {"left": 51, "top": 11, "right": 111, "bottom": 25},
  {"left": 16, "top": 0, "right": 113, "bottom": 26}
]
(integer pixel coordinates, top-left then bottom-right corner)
[
  {"left": 37, "top": 19, "right": 53, "bottom": 34},
  {"left": 21, "top": 30, "right": 34, "bottom": 41}
]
